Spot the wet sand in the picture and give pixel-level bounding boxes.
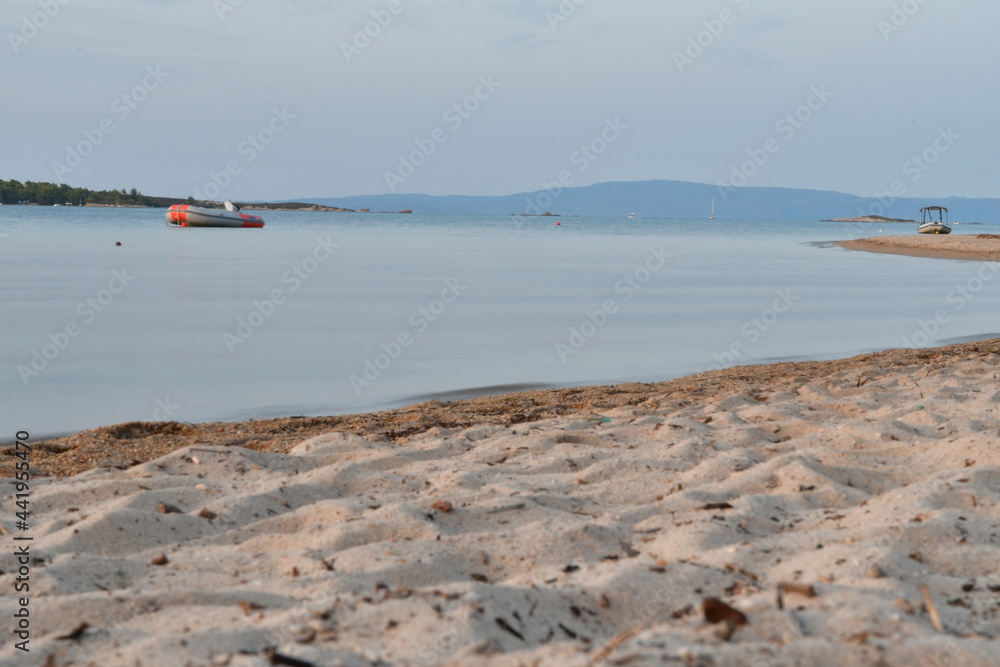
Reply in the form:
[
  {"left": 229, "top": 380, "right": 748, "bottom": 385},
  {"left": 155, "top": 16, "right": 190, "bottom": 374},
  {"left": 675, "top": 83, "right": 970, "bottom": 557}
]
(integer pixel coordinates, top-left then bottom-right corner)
[{"left": 839, "top": 234, "right": 1000, "bottom": 262}]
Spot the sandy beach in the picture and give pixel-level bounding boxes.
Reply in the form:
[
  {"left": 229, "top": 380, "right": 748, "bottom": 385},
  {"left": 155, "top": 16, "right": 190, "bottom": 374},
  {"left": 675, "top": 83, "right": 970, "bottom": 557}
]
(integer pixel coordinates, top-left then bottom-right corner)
[
  {"left": 10, "top": 1, "right": 1000, "bottom": 663},
  {"left": 3, "top": 339, "right": 999, "bottom": 666},
  {"left": 839, "top": 234, "right": 1000, "bottom": 262}
]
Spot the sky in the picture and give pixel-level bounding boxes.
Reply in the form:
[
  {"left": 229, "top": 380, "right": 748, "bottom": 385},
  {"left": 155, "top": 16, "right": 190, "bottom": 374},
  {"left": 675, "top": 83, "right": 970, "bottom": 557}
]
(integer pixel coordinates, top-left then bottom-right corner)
[{"left": 2, "top": 0, "right": 998, "bottom": 202}]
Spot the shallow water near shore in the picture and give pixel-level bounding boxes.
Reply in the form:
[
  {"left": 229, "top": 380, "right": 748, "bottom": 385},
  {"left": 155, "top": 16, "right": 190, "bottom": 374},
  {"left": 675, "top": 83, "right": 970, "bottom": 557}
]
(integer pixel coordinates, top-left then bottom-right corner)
[{"left": 2, "top": 206, "right": 998, "bottom": 437}]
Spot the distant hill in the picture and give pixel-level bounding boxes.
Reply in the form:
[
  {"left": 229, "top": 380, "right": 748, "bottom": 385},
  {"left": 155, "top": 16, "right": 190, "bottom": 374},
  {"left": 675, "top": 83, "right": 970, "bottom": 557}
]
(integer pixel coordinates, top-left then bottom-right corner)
[{"left": 296, "top": 180, "right": 999, "bottom": 222}]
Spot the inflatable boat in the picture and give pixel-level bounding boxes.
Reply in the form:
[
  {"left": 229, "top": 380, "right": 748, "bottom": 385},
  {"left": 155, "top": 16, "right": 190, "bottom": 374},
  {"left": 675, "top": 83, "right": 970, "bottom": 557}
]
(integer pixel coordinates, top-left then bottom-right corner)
[
  {"left": 917, "top": 205, "right": 951, "bottom": 235},
  {"left": 166, "top": 204, "right": 265, "bottom": 228}
]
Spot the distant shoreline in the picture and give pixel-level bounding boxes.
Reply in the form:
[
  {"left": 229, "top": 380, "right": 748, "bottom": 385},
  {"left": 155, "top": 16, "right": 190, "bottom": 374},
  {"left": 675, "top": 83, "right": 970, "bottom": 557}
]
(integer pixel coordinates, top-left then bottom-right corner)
[
  {"left": 241, "top": 203, "right": 413, "bottom": 214},
  {"left": 3, "top": 201, "right": 414, "bottom": 214},
  {"left": 3, "top": 202, "right": 154, "bottom": 209},
  {"left": 823, "top": 215, "right": 915, "bottom": 223},
  {"left": 7, "top": 177, "right": 1000, "bottom": 220},
  {"left": 4, "top": 201, "right": 992, "bottom": 221}
]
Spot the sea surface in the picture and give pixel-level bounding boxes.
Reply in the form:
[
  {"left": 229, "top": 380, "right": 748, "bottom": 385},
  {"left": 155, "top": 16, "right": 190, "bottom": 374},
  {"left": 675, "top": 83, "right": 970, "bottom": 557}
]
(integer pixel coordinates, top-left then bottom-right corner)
[{"left": 2, "top": 206, "right": 998, "bottom": 438}]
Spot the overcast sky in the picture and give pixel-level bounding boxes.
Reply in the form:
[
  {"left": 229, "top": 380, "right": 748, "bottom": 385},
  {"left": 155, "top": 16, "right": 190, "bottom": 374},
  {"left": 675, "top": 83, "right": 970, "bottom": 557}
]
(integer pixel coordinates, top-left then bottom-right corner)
[{"left": 2, "top": 1, "right": 996, "bottom": 201}]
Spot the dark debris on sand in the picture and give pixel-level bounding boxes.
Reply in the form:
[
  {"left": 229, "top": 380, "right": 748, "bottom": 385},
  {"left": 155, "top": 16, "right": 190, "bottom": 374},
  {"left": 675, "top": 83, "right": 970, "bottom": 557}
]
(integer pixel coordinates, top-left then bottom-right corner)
[{"left": 8, "top": 339, "right": 998, "bottom": 478}]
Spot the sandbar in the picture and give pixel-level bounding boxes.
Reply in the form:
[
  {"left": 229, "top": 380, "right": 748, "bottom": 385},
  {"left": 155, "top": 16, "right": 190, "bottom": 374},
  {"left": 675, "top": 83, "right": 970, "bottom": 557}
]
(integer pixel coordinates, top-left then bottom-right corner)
[{"left": 839, "top": 234, "right": 1000, "bottom": 262}]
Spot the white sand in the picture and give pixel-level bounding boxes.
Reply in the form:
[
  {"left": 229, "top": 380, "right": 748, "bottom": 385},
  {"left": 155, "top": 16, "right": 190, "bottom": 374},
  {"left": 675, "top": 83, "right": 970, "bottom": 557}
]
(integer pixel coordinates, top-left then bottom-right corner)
[{"left": 3, "top": 356, "right": 1000, "bottom": 666}]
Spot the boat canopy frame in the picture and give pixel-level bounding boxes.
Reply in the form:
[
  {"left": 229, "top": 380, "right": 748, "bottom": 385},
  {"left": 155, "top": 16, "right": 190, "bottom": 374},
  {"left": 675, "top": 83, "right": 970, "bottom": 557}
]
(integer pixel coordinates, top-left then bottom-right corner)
[{"left": 920, "top": 206, "right": 949, "bottom": 224}]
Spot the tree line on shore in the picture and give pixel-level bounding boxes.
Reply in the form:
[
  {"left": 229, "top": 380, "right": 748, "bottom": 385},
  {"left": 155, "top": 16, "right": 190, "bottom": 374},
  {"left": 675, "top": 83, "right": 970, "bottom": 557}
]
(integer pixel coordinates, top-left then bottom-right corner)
[{"left": 0, "top": 180, "right": 155, "bottom": 207}]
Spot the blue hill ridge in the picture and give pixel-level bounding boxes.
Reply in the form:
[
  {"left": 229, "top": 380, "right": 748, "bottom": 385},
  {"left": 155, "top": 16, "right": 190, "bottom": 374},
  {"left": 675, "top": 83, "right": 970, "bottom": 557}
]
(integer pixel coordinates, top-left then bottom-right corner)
[{"left": 296, "top": 180, "right": 997, "bottom": 222}]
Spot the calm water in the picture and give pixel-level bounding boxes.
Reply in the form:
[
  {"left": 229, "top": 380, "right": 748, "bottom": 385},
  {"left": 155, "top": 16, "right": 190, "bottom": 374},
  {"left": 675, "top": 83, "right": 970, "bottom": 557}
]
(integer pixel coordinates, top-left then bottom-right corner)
[{"left": 2, "top": 206, "right": 998, "bottom": 438}]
